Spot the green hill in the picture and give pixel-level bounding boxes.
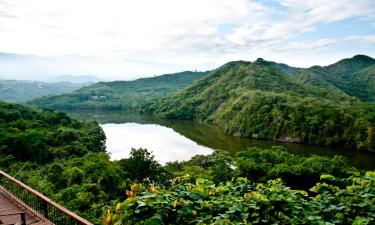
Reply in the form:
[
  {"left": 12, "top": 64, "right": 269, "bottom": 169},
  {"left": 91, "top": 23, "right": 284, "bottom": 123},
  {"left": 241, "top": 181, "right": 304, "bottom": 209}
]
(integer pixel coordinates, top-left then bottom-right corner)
[
  {"left": 0, "top": 102, "right": 105, "bottom": 164},
  {"left": 30, "top": 71, "right": 209, "bottom": 109},
  {"left": 0, "top": 80, "right": 87, "bottom": 103},
  {"left": 141, "top": 56, "right": 375, "bottom": 151},
  {"left": 292, "top": 55, "right": 375, "bottom": 102},
  {"left": 347, "top": 65, "right": 375, "bottom": 102}
]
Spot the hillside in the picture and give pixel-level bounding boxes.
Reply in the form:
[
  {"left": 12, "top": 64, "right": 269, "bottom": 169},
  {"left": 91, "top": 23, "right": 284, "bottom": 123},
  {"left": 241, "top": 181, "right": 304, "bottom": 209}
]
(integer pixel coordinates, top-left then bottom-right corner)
[
  {"left": 293, "top": 55, "right": 375, "bottom": 102},
  {"left": 30, "top": 71, "right": 209, "bottom": 109},
  {"left": 0, "top": 102, "right": 105, "bottom": 164},
  {"left": 0, "top": 80, "right": 87, "bottom": 103},
  {"left": 141, "top": 56, "right": 375, "bottom": 151}
]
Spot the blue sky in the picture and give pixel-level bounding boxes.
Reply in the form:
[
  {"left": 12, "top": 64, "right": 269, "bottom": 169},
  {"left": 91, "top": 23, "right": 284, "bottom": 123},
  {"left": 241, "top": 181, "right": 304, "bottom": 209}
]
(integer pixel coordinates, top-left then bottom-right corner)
[{"left": 0, "top": 0, "right": 374, "bottom": 79}]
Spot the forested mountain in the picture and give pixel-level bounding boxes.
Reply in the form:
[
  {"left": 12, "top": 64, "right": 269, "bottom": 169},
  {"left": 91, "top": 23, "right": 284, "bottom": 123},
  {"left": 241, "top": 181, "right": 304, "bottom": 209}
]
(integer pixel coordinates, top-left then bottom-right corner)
[
  {"left": 0, "top": 80, "right": 88, "bottom": 102},
  {"left": 142, "top": 55, "right": 375, "bottom": 151},
  {"left": 293, "top": 55, "right": 375, "bottom": 102},
  {"left": 30, "top": 71, "right": 209, "bottom": 109}
]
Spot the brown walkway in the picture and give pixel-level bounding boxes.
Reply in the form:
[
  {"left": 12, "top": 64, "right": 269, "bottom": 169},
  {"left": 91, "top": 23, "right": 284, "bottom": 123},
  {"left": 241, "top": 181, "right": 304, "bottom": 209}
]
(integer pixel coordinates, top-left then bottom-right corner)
[{"left": 0, "top": 187, "right": 52, "bottom": 225}]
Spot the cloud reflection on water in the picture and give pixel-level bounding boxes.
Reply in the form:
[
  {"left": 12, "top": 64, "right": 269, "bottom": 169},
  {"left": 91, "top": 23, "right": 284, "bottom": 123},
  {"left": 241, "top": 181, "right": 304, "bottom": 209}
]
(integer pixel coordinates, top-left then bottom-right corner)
[{"left": 101, "top": 123, "right": 213, "bottom": 164}]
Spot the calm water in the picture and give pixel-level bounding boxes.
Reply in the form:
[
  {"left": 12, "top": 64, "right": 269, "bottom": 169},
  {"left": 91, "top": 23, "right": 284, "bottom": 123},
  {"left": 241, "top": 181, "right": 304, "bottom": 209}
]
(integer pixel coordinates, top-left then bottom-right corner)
[
  {"left": 101, "top": 123, "right": 212, "bottom": 164},
  {"left": 64, "top": 109, "right": 375, "bottom": 170}
]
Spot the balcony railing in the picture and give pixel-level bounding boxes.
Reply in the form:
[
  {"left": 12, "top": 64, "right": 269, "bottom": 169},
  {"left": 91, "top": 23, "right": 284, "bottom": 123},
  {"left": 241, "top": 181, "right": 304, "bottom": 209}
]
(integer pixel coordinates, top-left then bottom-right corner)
[{"left": 0, "top": 170, "right": 94, "bottom": 225}]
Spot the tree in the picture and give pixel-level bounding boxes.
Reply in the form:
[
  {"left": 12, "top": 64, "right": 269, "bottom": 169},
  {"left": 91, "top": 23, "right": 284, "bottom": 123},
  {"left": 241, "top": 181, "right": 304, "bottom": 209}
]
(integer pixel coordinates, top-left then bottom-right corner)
[{"left": 117, "top": 148, "right": 170, "bottom": 186}]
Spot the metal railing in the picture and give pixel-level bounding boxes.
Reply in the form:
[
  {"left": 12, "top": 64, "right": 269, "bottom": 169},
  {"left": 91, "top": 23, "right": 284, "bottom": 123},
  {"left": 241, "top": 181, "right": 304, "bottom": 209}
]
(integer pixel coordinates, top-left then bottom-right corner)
[{"left": 0, "top": 170, "right": 94, "bottom": 225}]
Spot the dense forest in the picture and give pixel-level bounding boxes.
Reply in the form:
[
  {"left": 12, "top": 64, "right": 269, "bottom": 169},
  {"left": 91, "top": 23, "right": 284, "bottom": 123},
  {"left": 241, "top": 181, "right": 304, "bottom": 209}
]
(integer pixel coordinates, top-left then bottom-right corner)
[
  {"left": 0, "top": 102, "right": 105, "bottom": 163},
  {"left": 0, "top": 80, "right": 87, "bottom": 102},
  {"left": 0, "top": 102, "right": 374, "bottom": 224},
  {"left": 30, "top": 71, "right": 209, "bottom": 110},
  {"left": 141, "top": 55, "right": 375, "bottom": 151}
]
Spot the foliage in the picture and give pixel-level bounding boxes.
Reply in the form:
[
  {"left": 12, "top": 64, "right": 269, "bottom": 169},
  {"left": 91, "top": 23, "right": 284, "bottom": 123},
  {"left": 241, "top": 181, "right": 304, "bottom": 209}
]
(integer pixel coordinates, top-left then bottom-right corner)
[
  {"left": 0, "top": 102, "right": 105, "bottom": 163},
  {"left": 106, "top": 172, "right": 375, "bottom": 225},
  {"left": 117, "top": 148, "right": 171, "bottom": 186},
  {"left": 166, "top": 146, "right": 348, "bottom": 190},
  {"left": 235, "top": 146, "right": 347, "bottom": 189},
  {"left": 9, "top": 153, "right": 126, "bottom": 225},
  {"left": 0, "top": 102, "right": 112, "bottom": 224}
]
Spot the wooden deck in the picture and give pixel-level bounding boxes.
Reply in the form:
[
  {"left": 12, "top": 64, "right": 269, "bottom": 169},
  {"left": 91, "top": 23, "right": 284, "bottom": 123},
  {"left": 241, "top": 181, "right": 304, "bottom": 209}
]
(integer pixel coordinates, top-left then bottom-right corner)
[{"left": 0, "top": 186, "right": 52, "bottom": 225}]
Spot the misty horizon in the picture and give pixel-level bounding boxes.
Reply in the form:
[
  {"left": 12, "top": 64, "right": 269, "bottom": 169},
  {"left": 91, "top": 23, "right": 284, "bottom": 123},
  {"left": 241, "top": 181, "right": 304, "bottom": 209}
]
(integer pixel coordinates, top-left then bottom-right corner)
[{"left": 0, "top": 52, "right": 374, "bottom": 82}]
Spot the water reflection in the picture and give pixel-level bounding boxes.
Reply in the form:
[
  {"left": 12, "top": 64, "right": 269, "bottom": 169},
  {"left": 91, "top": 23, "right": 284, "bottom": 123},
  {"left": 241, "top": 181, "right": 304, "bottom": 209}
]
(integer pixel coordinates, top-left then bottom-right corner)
[
  {"left": 63, "top": 109, "right": 375, "bottom": 170},
  {"left": 102, "top": 123, "right": 212, "bottom": 163}
]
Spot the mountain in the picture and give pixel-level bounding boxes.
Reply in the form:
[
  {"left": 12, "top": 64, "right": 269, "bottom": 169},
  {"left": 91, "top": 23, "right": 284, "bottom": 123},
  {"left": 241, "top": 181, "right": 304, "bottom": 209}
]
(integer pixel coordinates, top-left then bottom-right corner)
[
  {"left": 346, "top": 65, "right": 375, "bottom": 102},
  {"left": 141, "top": 56, "right": 375, "bottom": 151},
  {"left": 29, "top": 71, "right": 209, "bottom": 109},
  {"left": 0, "top": 80, "right": 88, "bottom": 103},
  {"left": 254, "top": 58, "right": 301, "bottom": 74},
  {"left": 326, "top": 54, "right": 375, "bottom": 75},
  {"left": 292, "top": 55, "right": 375, "bottom": 102},
  {"left": 47, "top": 75, "right": 103, "bottom": 83}
]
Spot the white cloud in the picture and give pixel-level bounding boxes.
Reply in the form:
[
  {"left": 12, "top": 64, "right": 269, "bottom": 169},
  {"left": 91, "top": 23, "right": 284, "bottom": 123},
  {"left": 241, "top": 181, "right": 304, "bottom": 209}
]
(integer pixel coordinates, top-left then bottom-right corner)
[
  {"left": 346, "top": 35, "right": 375, "bottom": 44},
  {"left": 278, "top": 39, "right": 338, "bottom": 52},
  {"left": 0, "top": 0, "right": 374, "bottom": 78},
  {"left": 0, "top": 0, "right": 258, "bottom": 58},
  {"left": 231, "top": 0, "right": 375, "bottom": 47}
]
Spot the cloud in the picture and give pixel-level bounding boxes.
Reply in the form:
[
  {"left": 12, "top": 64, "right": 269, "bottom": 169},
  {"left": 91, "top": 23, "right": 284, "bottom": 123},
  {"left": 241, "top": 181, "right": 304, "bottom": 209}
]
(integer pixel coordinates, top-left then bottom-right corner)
[
  {"left": 346, "top": 35, "right": 375, "bottom": 44},
  {"left": 0, "top": 10, "right": 16, "bottom": 18},
  {"left": 229, "top": 0, "right": 375, "bottom": 47},
  {"left": 278, "top": 39, "right": 338, "bottom": 52},
  {"left": 0, "top": 0, "right": 374, "bottom": 77}
]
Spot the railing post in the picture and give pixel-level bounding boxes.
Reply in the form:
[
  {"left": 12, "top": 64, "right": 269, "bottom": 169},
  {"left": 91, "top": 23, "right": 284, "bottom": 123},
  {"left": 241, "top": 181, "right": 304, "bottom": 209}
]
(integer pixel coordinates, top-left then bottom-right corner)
[
  {"left": 43, "top": 201, "right": 48, "bottom": 219},
  {"left": 20, "top": 212, "right": 26, "bottom": 225}
]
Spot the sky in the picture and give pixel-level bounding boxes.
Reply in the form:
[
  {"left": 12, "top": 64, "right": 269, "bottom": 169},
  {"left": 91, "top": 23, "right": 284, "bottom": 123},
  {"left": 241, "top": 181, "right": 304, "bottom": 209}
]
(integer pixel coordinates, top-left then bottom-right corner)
[{"left": 0, "top": 0, "right": 374, "bottom": 80}]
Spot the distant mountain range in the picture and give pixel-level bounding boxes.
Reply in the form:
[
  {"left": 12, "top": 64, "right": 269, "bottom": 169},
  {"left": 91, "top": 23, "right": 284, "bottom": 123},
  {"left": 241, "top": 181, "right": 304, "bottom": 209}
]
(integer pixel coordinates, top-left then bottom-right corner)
[
  {"left": 0, "top": 80, "right": 89, "bottom": 103},
  {"left": 0, "top": 52, "right": 212, "bottom": 81},
  {"left": 47, "top": 75, "right": 103, "bottom": 84},
  {"left": 29, "top": 55, "right": 375, "bottom": 151},
  {"left": 29, "top": 71, "right": 209, "bottom": 109}
]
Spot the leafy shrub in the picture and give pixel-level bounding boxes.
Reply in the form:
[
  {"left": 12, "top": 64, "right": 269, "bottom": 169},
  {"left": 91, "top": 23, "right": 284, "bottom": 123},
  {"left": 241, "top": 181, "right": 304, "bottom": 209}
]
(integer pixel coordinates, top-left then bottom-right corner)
[{"left": 106, "top": 172, "right": 375, "bottom": 224}]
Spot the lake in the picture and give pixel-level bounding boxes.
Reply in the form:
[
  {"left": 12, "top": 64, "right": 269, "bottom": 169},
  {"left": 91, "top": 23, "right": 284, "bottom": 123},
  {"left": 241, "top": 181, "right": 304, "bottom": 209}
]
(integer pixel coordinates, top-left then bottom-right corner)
[{"left": 64, "top": 109, "right": 375, "bottom": 170}]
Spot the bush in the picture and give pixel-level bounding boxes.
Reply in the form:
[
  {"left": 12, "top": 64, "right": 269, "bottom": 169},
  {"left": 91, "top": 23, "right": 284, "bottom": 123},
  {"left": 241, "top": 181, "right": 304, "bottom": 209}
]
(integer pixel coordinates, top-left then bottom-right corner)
[{"left": 106, "top": 172, "right": 375, "bottom": 224}]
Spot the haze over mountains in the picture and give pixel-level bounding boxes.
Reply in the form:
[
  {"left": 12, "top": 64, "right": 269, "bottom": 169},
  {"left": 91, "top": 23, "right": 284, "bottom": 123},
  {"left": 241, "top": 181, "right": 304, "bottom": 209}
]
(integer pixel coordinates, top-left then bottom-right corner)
[
  {"left": 0, "top": 52, "right": 213, "bottom": 81},
  {"left": 0, "top": 80, "right": 88, "bottom": 102},
  {"left": 46, "top": 75, "right": 103, "bottom": 84},
  {"left": 30, "top": 71, "right": 209, "bottom": 109}
]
